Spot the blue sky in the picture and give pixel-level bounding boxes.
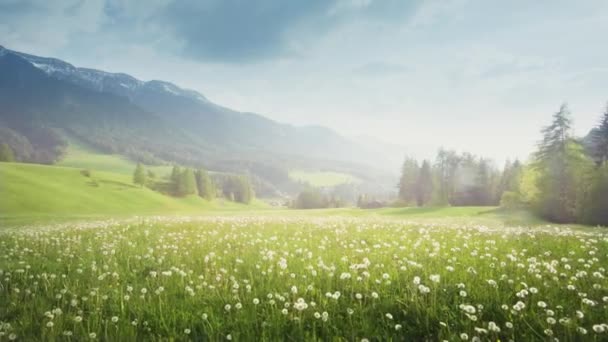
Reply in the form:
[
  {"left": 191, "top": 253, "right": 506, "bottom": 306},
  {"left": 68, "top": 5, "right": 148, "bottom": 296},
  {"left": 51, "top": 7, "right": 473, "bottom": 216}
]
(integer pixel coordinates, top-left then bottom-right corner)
[{"left": 1, "top": 0, "right": 607, "bottom": 163}]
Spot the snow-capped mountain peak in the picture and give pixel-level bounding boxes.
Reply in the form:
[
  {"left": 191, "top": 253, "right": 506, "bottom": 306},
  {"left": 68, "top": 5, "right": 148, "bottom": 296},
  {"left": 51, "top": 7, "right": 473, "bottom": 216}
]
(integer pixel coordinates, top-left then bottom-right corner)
[{"left": 1, "top": 46, "right": 207, "bottom": 104}]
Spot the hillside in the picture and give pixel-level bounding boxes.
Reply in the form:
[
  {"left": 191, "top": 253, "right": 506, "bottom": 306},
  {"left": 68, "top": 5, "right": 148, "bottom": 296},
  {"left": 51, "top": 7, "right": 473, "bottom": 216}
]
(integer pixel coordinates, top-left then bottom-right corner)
[
  {"left": 0, "top": 162, "right": 267, "bottom": 220},
  {"left": 0, "top": 45, "right": 396, "bottom": 195}
]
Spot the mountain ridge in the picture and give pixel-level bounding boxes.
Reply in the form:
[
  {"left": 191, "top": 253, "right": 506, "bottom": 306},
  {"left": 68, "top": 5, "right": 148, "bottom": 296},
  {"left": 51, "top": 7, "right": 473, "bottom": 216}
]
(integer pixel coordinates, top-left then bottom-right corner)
[{"left": 0, "top": 45, "right": 397, "bottom": 195}]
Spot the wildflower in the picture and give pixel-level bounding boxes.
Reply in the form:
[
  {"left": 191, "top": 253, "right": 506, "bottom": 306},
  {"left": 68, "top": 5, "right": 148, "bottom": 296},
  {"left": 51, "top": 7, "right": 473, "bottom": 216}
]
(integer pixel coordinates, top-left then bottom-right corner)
[
  {"left": 430, "top": 274, "right": 440, "bottom": 283},
  {"left": 89, "top": 332, "right": 97, "bottom": 339},
  {"left": 294, "top": 298, "right": 308, "bottom": 311},
  {"left": 253, "top": 298, "right": 260, "bottom": 305},
  {"left": 488, "top": 321, "right": 500, "bottom": 332},
  {"left": 111, "top": 316, "right": 119, "bottom": 323},
  {"left": 184, "top": 329, "right": 191, "bottom": 334},
  {"left": 513, "top": 301, "right": 526, "bottom": 311}
]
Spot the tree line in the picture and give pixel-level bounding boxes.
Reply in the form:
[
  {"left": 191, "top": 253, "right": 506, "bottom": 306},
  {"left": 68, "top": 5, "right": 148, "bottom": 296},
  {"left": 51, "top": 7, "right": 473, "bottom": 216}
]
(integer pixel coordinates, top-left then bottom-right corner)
[
  {"left": 395, "top": 102, "right": 608, "bottom": 226},
  {"left": 395, "top": 152, "right": 519, "bottom": 207},
  {"left": 132, "top": 163, "right": 253, "bottom": 204}
]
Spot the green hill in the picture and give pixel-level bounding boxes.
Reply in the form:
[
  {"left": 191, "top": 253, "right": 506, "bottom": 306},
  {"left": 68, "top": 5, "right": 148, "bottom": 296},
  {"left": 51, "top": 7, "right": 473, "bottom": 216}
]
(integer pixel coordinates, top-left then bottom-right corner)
[
  {"left": 0, "top": 162, "right": 266, "bottom": 220},
  {"left": 57, "top": 136, "right": 174, "bottom": 176},
  {"left": 289, "top": 169, "right": 360, "bottom": 187}
]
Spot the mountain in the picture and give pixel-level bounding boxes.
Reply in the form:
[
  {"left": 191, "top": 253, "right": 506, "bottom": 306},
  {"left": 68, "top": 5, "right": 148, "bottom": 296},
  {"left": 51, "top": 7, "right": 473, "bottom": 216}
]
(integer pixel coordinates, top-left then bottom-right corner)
[{"left": 0, "top": 45, "right": 396, "bottom": 194}]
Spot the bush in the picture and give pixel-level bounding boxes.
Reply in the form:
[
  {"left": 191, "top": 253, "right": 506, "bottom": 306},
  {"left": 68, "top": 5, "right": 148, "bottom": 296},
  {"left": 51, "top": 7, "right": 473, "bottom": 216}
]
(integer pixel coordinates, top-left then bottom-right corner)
[
  {"left": 81, "top": 169, "right": 92, "bottom": 178},
  {"left": 499, "top": 191, "right": 522, "bottom": 209}
]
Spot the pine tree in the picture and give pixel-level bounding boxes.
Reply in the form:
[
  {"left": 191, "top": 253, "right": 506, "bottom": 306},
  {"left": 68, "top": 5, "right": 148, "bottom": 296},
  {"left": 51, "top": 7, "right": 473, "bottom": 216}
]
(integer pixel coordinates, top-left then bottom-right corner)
[
  {"left": 357, "top": 194, "right": 364, "bottom": 208},
  {"left": 236, "top": 176, "right": 253, "bottom": 203},
  {"left": 0, "top": 143, "right": 15, "bottom": 162},
  {"left": 591, "top": 103, "right": 608, "bottom": 165},
  {"left": 170, "top": 165, "right": 182, "bottom": 195},
  {"left": 434, "top": 149, "right": 460, "bottom": 205},
  {"left": 397, "top": 157, "right": 419, "bottom": 205},
  {"left": 195, "top": 169, "right": 215, "bottom": 200},
  {"left": 177, "top": 169, "right": 197, "bottom": 196},
  {"left": 473, "top": 159, "right": 491, "bottom": 205},
  {"left": 415, "top": 160, "right": 433, "bottom": 206},
  {"left": 133, "top": 163, "right": 146, "bottom": 187},
  {"left": 534, "top": 104, "right": 592, "bottom": 222}
]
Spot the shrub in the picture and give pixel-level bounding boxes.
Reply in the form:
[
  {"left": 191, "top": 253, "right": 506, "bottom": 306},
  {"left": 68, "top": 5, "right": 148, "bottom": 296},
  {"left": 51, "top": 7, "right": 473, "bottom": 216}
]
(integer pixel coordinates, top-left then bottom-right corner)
[
  {"left": 499, "top": 191, "right": 522, "bottom": 209},
  {"left": 81, "top": 169, "right": 92, "bottom": 178}
]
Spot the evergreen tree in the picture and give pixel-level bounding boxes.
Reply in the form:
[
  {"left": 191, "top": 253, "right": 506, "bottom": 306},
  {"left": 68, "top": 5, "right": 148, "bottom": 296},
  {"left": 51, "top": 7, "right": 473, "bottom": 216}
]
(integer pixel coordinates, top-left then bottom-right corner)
[
  {"left": 0, "top": 143, "right": 15, "bottom": 162},
  {"left": 434, "top": 149, "right": 460, "bottom": 205},
  {"left": 472, "top": 159, "right": 492, "bottom": 205},
  {"left": 170, "top": 165, "right": 182, "bottom": 195},
  {"left": 415, "top": 160, "right": 433, "bottom": 206},
  {"left": 397, "top": 157, "right": 419, "bottom": 205},
  {"left": 133, "top": 163, "right": 146, "bottom": 187},
  {"left": 579, "top": 165, "right": 608, "bottom": 225},
  {"left": 236, "top": 176, "right": 253, "bottom": 203},
  {"left": 195, "top": 169, "right": 215, "bottom": 200},
  {"left": 534, "top": 104, "right": 592, "bottom": 222},
  {"left": 496, "top": 160, "right": 523, "bottom": 207},
  {"left": 177, "top": 168, "right": 197, "bottom": 196},
  {"left": 591, "top": 103, "right": 608, "bottom": 165},
  {"left": 357, "top": 194, "right": 364, "bottom": 208}
]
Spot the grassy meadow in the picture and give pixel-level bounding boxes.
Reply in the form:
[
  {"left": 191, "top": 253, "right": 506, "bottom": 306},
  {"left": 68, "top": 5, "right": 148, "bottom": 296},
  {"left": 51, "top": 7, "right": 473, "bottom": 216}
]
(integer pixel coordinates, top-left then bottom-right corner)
[
  {"left": 289, "top": 170, "right": 360, "bottom": 187},
  {"left": 0, "top": 162, "right": 269, "bottom": 224},
  {"left": 1, "top": 146, "right": 607, "bottom": 341},
  {"left": 0, "top": 216, "right": 607, "bottom": 341},
  {"left": 57, "top": 137, "right": 174, "bottom": 177}
]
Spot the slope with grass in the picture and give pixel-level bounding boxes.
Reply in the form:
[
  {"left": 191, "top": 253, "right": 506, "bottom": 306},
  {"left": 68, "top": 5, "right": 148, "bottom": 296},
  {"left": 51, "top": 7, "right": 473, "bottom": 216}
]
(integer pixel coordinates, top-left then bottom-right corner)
[
  {"left": 289, "top": 169, "right": 360, "bottom": 187},
  {"left": 58, "top": 137, "right": 174, "bottom": 176},
  {"left": 0, "top": 162, "right": 268, "bottom": 221}
]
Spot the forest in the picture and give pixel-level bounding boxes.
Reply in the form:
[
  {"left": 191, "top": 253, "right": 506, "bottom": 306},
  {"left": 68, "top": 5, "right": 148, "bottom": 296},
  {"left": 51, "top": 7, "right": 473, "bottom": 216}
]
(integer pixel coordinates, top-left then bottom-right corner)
[{"left": 392, "top": 103, "right": 608, "bottom": 225}]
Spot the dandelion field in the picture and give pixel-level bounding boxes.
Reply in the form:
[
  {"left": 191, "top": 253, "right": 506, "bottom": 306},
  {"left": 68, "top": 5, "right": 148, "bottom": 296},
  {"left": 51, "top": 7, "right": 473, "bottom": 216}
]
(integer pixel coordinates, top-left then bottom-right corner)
[{"left": 0, "top": 216, "right": 607, "bottom": 341}]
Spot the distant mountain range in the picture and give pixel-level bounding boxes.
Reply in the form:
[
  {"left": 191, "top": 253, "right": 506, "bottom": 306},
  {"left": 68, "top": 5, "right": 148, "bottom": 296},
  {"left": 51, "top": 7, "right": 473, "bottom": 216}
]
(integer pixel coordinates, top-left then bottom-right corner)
[{"left": 0, "top": 45, "right": 398, "bottom": 194}]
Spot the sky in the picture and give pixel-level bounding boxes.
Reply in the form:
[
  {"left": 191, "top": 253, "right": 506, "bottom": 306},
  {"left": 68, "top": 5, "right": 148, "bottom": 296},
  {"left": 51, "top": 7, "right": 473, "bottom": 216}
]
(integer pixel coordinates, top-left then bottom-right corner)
[{"left": 1, "top": 0, "right": 608, "bottom": 164}]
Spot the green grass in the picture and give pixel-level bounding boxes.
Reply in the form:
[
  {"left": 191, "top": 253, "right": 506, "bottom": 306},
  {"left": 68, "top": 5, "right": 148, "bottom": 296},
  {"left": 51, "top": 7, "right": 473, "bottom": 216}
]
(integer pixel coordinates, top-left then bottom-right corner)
[
  {"left": 0, "top": 216, "right": 605, "bottom": 341},
  {"left": 57, "top": 137, "right": 173, "bottom": 177},
  {"left": 289, "top": 170, "right": 360, "bottom": 187},
  {"left": 0, "top": 162, "right": 269, "bottom": 223}
]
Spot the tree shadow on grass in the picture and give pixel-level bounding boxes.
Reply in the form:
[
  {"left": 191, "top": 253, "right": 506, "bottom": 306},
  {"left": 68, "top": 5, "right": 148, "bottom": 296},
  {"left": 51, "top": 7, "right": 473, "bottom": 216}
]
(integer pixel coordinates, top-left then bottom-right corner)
[{"left": 478, "top": 207, "right": 547, "bottom": 226}]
